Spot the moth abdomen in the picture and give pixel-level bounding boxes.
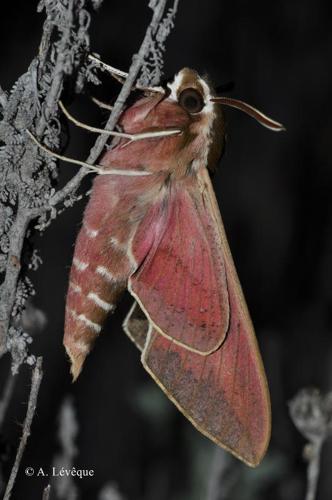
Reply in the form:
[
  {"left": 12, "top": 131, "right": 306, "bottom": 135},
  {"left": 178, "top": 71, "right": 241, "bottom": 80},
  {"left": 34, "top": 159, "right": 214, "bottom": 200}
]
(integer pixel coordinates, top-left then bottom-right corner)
[
  {"left": 64, "top": 263, "right": 126, "bottom": 380},
  {"left": 64, "top": 208, "right": 134, "bottom": 379}
]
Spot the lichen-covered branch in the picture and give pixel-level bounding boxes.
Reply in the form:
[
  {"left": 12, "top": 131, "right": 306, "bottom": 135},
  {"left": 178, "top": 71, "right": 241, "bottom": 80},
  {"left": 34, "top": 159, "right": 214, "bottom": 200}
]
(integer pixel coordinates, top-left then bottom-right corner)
[
  {"left": 0, "top": 0, "right": 99, "bottom": 361},
  {"left": 0, "top": 0, "right": 179, "bottom": 373},
  {"left": 3, "top": 357, "right": 43, "bottom": 500}
]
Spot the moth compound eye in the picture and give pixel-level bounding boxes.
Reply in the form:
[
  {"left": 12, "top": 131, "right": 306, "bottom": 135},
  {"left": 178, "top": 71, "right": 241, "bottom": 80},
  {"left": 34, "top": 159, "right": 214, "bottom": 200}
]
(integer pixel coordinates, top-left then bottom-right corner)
[{"left": 178, "top": 88, "right": 205, "bottom": 114}]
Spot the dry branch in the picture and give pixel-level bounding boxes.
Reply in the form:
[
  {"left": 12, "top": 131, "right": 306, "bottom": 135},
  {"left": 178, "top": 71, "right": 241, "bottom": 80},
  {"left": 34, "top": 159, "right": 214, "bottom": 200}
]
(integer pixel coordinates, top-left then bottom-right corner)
[
  {"left": 0, "top": 0, "right": 97, "bottom": 361},
  {"left": 0, "top": 372, "right": 16, "bottom": 429},
  {"left": 289, "top": 388, "right": 332, "bottom": 500},
  {"left": 0, "top": 0, "right": 179, "bottom": 373},
  {"left": 42, "top": 484, "right": 51, "bottom": 500},
  {"left": 52, "top": 397, "right": 79, "bottom": 500},
  {"left": 3, "top": 357, "right": 43, "bottom": 500}
]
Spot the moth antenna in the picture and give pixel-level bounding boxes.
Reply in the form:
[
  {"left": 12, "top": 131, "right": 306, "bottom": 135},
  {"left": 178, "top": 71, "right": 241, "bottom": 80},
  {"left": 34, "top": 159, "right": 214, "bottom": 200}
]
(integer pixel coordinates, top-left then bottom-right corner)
[
  {"left": 59, "top": 101, "right": 182, "bottom": 143},
  {"left": 91, "top": 96, "right": 113, "bottom": 111},
  {"left": 88, "top": 54, "right": 165, "bottom": 95},
  {"left": 26, "top": 130, "right": 153, "bottom": 177},
  {"left": 211, "top": 97, "right": 285, "bottom": 132}
]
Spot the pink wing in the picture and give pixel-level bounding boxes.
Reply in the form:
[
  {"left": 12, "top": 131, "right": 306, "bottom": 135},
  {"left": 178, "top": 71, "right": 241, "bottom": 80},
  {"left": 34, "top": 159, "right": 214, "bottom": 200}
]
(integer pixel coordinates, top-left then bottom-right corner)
[
  {"left": 129, "top": 176, "right": 230, "bottom": 354},
  {"left": 125, "top": 168, "right": 270, "bottom": 465}
]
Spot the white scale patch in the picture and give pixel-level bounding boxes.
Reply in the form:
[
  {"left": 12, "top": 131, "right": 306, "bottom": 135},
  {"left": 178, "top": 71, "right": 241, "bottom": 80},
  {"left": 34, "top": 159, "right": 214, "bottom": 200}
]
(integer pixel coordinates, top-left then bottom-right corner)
[
  {"left": 88, "top": 292, "right": 114, "bottom": 312},
  {"left": 73, "top": 258, "right": 89, "bottom": 271},
  {"left": 69, "top": 282, "right": 82, "bottom": 294},
  {"left": 96, "top": 266, "right": 116, "bottom": 282},
  {"left": 84, "top": 225, "right": 99, "bottom": 238},
  {"left": 109, "top": 236, "right": 127, "bottom": 251},
  {"left": 68, "top": 308, "right": 101, "bottom": 333}
]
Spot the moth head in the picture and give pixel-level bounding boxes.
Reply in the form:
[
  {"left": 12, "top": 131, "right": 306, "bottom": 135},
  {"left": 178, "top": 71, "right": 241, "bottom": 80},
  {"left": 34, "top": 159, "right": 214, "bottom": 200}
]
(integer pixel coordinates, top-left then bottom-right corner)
[
  {"left": 165, "top": 68, "right": 225, "bottom": 169},
  {"left": 166, "top": 68, "right": 214, "bottom": 115}
]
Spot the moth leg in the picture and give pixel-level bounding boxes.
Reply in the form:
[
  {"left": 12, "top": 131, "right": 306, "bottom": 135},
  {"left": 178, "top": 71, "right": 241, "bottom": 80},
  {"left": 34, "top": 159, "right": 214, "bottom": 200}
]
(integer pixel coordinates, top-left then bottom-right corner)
[
  {"left": 59, "top": 101, "right": 182, "bottom": 142},
  {"left": 91, "top": 96, "right": 113, "bottom": 111},
  {"left": 88, "top": 54, "right": 165, "bottom": 95},
  {"left": 26, "top": 130, "right": 153, "bottom": 177},
  {"left": 88, "top": 53, "right": 128, "bottom": 83}
]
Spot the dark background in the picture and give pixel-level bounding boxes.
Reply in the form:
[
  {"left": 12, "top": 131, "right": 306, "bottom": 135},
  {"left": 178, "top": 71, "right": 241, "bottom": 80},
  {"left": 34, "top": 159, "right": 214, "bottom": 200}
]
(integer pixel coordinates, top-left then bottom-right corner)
[{"left": 0, "top": 0, "right": 331, "bottom": 499}]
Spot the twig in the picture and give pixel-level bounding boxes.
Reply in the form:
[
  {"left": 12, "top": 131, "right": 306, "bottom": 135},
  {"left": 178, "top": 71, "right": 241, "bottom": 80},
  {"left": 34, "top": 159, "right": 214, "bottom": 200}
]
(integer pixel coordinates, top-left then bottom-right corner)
[
  {"left": 98, "top": 482, "right": 124, "bottom": 500},
  {"left": 42, "top": 485, "right": 51, "bottom": 500},
  {"left": 36, "top": 0, "right": 74, "bottom": 138},
  {"left": 206, "top": 448, "right": 238, "bottom": 500},
  {"left": 3, "top": 357, "right": 43, "bottom": 500},
  {"left": 52, "top": 397, "right": 78, "bottom": 500},
  {"left": 304, "top": 439, "right": 323, "bottom": 500},
  {"left": 0, "top": 84, "right": 7, "bottom": 110},
  {"left": 289, "top": 388, "right": 332, "bottom": 500},
  {"left": 0, "top": 371, "right": 16, "bottom": 429}
]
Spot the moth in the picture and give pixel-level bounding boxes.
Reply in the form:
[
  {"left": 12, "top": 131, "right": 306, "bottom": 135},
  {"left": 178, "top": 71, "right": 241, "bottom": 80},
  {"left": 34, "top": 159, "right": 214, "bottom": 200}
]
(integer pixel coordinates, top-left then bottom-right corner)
[{"left": 57, "top": 65, "right": 284, "bottom": 467}]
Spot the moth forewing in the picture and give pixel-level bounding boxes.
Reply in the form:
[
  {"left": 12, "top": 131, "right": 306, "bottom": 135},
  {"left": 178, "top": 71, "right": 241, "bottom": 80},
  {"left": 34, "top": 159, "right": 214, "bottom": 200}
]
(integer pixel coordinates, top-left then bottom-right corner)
[
  {"left": 126, "top": 168, "right": 271, "bottom": 467},
  {"left": 127, "top": 180, "right": 232, "bottom": 357}
]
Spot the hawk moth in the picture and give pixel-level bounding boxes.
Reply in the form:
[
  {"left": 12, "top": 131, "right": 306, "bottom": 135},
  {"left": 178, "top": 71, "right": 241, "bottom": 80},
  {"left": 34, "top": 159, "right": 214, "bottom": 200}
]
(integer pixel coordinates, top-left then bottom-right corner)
[{"left": 62, "top": 67, "right": 284, "bottom": 466}]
